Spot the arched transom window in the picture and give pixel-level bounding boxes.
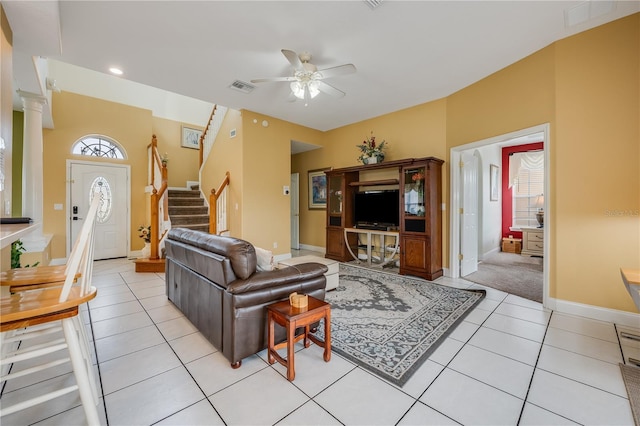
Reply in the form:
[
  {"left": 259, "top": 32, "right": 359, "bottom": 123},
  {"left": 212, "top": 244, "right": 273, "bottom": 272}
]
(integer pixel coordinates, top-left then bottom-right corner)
[{"left": 72, "top": 135, "right": 126, "bottom": 159}]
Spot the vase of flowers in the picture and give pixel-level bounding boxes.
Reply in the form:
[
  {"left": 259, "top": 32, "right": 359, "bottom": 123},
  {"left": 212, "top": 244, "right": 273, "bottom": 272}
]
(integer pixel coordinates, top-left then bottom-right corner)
[
  {"left": 356, "top": 131, "right": 387, "bottom": 165},
  {"left": 138, "top": 225, "right": 151, "bottom": 258}
]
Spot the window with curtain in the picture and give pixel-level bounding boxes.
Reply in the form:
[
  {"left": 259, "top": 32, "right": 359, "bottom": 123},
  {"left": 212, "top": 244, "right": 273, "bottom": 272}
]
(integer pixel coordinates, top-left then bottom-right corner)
[{"left": 509, "top": 151, "right": 544, "bottom": 228}]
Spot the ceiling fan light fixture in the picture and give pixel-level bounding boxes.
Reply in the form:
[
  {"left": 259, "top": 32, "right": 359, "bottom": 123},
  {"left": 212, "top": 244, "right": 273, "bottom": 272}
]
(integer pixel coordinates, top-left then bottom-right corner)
[
  {"left": 290, "top": 81, "right": 304, "bottom": 99},
  {"left": 307, "top": 81, "right": 320, "bottom": 98},
  {"left": 290, "top": 80, "right": 320, "bottom": 101}
]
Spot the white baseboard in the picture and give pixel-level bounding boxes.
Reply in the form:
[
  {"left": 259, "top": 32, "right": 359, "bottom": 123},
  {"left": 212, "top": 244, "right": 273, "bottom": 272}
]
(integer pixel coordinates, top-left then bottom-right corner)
[
  {"left": 481, "top": 246, "right": 501, "bottom": 260},
  {"left": 275, "top": 253, "right": 291, "bottom": 262},
  {"left": 298, "top": 244, "right": 325, "bottom": 254},
  {"left": 547, "top": 296, "right": 640, "bottom": 328}
]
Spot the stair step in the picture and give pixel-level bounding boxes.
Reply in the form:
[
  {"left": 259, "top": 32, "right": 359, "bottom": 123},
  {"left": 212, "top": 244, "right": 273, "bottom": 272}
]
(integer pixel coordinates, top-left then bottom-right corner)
[
  {"left": 168, "top": 197, "right": 205, "bottom": 206},
  {"left": 168, "top": 189, "right": 201, "bottom": 198},
  {"left": 170, "top": 215, "right": 210, "bottom": 226},
  {"left": 174, "top": 224, "right": 209, "bottom": 233},
  {"left": 168, "top": 206, "right": 208, "bottom": 215}
]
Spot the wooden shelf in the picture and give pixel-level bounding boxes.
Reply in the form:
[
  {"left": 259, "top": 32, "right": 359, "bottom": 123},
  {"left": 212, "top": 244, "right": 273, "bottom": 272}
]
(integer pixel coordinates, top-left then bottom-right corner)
[{"left": 349, "top": 179, "right": 399, "bottom": 187}]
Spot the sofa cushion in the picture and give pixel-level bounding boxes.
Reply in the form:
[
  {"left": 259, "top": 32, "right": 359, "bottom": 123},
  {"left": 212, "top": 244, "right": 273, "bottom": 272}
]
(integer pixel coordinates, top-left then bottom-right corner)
[
  {"left": 167, "top": 228, "right": 257, "bottom": 279},
  {"left": 255, "top": 247, "right": 276, "bottom": 271}
]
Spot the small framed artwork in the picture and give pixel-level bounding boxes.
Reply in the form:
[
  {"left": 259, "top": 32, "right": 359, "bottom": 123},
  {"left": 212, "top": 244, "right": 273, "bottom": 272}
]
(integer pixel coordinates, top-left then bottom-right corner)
[
  {"left": 490, "top": 164, "right": 499, "bottom": 201},
  {"left": 181, "top": 125, "right": 203, "bottom": 149},
  {"left": 308, "top": 168, "right": 329, "bottom": 209}
]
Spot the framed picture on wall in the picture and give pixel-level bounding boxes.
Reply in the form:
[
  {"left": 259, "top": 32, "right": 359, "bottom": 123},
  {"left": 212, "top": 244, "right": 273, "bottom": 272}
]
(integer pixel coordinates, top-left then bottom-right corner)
[
  {"left": 181, "top": 125, "right": 203, "bottom": 149},
  {"left": 308, "top": 168, "right": 329, "bottom": 209},
  {"left": 490, "top": 164, "right": 499, "bottom": 201}
]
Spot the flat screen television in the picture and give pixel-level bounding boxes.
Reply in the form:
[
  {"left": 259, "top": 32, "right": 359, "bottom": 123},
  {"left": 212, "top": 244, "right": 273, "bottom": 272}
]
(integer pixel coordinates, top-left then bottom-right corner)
[{"left": 354, "top": 190, "right": 400, "bottom": 228}]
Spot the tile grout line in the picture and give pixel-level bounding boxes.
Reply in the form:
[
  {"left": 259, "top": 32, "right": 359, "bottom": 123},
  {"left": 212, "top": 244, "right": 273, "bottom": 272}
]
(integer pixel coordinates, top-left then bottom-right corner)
[
  {"left": 121, "top": 270, "right": 230, "bottom": 426},
  {"left": 400, "top": 292, "right": 508, "bottom": 425}
]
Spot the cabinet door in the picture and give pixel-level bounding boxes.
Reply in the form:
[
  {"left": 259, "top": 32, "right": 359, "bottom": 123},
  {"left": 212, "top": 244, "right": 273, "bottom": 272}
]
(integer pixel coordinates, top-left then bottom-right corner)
[
  {"left": 402, "top": 165, "right": 427, "bottom": 234},
  {"left": 401, "top": 235, "right": 427, "bottom": 271},
  {"left": 326, "top": 228, "right": 345, "bottom": 260}
]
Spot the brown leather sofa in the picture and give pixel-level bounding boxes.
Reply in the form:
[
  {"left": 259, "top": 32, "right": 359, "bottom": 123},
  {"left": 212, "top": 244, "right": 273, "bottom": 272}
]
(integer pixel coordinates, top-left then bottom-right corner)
[{"left": 164, "top": 228, "right": 328, "bottom": 368}]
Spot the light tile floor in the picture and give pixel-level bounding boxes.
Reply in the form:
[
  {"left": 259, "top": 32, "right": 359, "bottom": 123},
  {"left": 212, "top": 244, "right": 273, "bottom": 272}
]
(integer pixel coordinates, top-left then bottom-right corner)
[{"left": 1, "top": 252, "right": 637, "bottom": 426}]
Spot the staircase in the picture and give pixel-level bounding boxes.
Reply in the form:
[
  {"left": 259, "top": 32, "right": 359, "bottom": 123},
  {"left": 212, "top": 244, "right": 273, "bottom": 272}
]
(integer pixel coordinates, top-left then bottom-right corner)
[{"left": 168, "top": 185, "right": 209, "bottom": 232}]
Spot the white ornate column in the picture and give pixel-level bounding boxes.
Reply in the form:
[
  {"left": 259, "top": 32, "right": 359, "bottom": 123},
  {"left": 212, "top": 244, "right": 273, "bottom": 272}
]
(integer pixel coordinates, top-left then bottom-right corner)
[{"left": 18, "top": 91, "right": 48, "bottom": 250}]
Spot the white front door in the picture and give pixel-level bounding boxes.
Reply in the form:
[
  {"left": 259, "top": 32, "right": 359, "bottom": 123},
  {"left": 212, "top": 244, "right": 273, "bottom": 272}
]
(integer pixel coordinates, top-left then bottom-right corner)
[
  {"left": 460, "top": 152, "right": 479, "bottom": 276},
  {"left": 70, "top": 162, "right": 129, "bottom": 260},
  {"left": 290, "top": 173, "right": 300, "bottom": 250}
]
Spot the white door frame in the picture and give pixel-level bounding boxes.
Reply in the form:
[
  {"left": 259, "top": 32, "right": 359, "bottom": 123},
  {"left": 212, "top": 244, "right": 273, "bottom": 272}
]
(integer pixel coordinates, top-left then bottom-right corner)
[
  {"left": 66, "top": 159, "right": 131, "bottom": 259},
  {"left": 449, "top": 123, "right": 550, "bottom": 307},
  {"left": 290, "top": 173, "right": 300, "bottom": 250}
]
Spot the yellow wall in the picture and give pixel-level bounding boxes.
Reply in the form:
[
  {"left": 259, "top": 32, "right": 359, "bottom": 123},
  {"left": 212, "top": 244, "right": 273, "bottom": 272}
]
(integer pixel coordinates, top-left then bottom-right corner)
[
  {"left": 239, "top": 111, "right": 324, "bottom": 253},
  {"left": 201, "top": 108, "right": 244, "bottom": 237},
  {"left": 553, "top": 14, "right": 639, "bottom": 310},
  {"left": 150, "top": 117, "right": 200, "bottom": 187},
  {"left": 292, "top": 100, "right": 449, "bottom": 252},
  {"left": 42, "top": 92, "right": 201, "bottom": 258}
]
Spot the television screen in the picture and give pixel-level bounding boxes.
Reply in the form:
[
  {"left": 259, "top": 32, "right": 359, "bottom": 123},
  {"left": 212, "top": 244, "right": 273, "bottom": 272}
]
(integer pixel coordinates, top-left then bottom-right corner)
[{"left": 354, "top": 190, "right": 400, "bottom": 227}]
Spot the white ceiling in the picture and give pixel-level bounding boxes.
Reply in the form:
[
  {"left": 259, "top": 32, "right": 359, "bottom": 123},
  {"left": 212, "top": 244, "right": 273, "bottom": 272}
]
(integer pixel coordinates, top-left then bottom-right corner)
[{"left": 4, "top": 0, "right": 639, "bottom": 132}]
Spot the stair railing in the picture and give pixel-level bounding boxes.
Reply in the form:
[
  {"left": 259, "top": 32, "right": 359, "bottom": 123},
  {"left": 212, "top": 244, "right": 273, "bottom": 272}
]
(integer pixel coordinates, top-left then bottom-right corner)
[
  {"left": 148, "top": 135, "right": 170, "bottom": 258},
  {"left": 209, "top": 171, "right": 230, "bottom": 235},
  {"left": 199, "top": 104, "right": 228, "bottom": 168}
]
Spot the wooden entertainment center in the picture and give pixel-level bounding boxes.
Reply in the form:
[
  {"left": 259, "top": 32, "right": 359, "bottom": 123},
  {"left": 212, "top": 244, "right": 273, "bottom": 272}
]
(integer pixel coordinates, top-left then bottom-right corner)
[{"left": 324, "top": 157, "right": 444, "bottom": 280}]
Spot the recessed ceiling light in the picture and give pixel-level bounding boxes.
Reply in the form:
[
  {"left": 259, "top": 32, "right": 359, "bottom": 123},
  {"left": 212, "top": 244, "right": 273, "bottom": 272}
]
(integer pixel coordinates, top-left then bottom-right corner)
[{"left": 109, "top": 67, "right": 123, "bottom": 75}]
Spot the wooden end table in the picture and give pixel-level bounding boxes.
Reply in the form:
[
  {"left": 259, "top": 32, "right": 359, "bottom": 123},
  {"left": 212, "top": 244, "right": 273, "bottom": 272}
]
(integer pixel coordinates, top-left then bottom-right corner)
[{"left": 267, "top": 295, "right": 331, "bottom": 381}]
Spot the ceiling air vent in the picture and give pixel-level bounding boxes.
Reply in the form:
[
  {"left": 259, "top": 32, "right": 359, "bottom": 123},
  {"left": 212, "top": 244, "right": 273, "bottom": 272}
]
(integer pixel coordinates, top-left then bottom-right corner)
[
  {"left": 229, "top": 80, "right": 255, "bottom": 94},
  {"left": 364, "top": 0, "right": 383, "bottom": 10}
]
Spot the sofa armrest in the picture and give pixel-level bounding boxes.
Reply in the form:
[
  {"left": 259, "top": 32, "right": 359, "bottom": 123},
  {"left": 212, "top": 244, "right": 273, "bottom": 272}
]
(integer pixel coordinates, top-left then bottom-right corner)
[{"left": 226, "top": 263, "right": 328, "bottom": 295}]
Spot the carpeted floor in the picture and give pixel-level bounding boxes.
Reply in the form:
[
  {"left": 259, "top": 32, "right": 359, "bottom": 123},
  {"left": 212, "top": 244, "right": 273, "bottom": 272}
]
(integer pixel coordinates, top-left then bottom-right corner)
[
  {"left": 463, "top": 251, "right": 543, "bottom": 303},
  {"left": 313, "top": 263, "right": 485, "bottom": 386},
  {"left": 620, "top": 363, "right": 640, "bottom": 426}
]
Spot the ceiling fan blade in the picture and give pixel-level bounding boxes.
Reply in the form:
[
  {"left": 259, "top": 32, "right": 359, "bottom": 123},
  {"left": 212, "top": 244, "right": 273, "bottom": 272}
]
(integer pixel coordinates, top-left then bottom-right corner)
[
  {"left": 251, "top": 77, "right": 296, "bottom": 83},
  {"left": 317, "top": 64, "right": 356, "bottom": 79},
  {"left": 317, "top": 81, "right": 345, "bottom": 98},
  {"left": 281, "top": 49, "right": 304, "bottom": 71}
]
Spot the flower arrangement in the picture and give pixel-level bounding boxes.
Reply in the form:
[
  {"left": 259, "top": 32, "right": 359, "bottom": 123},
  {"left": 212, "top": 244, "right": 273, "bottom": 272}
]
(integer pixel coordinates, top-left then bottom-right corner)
[
  {"left": 161, "top": 153, "right": 169, "bottom": 166},
  {"left": 356, "top": 131, "right": 387, "bottom": 164},
  {"left": 138, "top": 225, "right": 151, "bottom": 243},
  {"left": 412, "top": 170, "right": 425, "bottom": 183}
]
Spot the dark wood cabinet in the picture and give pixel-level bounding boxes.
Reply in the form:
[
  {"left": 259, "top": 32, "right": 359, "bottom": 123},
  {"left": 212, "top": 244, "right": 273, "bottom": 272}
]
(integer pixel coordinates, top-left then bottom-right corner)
[
  {"left": 324, "top": 157, "right": 443, "bottom": 280},
  {"left": 324, "top": 171, "right": 358, "bottom": 261},
  {"left": 399, "top": 158, "right": 443, "bottom": 280}
]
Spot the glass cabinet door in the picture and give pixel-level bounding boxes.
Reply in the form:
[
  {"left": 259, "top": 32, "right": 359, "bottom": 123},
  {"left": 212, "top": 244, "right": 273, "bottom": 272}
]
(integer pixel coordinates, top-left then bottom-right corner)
[
  {"left": 403, "top": 167, "right": 426, "bottom": 217},
  {"left": 329, "top": 175, "right": 343, "bottom": 215}
]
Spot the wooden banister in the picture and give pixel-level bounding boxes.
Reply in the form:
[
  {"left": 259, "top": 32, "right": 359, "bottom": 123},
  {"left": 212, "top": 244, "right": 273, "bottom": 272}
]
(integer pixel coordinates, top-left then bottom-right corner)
[
  {"left": 209, "top": 171, "right": 230, "bottom": 235},
  {"left": 199, "top": 105, "right": 218, "bottom": 168},
  {"left": 148, "top": 135, "right": 168, "bottom": 260}
]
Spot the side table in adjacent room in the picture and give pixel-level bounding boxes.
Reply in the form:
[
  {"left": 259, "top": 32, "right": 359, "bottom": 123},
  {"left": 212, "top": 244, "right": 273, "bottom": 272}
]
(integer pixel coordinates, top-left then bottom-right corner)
[{"left": 266, "top": 295, "right": 331, "bottom": 381}]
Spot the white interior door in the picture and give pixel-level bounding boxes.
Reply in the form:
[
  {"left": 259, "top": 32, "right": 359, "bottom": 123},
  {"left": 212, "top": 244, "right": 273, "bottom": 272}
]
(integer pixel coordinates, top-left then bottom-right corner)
[
  {"left": 70, "top": 162, "right": 128, "bottom": 260},
  {"left": 290, "top": 173, "right": 300, "bottom": 250},
  {"left": 460, "top": 152, "right": 479, "bottom": 276}
]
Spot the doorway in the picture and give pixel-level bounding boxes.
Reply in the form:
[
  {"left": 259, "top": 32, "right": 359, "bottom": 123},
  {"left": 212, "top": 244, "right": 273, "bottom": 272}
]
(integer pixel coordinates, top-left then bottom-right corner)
[
  {"left": 450, "top": 124, "right": 550, "bottom": 306},
  {"left": 68, "top": 161, "right": 130, "bottom": 260}
]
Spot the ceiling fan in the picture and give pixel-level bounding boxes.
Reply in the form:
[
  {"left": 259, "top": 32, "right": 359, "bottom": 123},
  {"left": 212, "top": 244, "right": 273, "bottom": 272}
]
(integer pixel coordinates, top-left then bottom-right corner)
[{"left": 251, "top": 49, "right": 356, "bottom": 105}]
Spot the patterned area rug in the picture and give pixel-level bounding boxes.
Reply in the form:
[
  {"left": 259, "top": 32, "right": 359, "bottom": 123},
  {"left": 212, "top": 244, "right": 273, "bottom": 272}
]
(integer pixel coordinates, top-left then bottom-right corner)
[
  {"left": 620, "top": 363, "right": 640, "bottom": 426},
  {"left": 313, "top": 264, "right": 485, "bottom": 386}
]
